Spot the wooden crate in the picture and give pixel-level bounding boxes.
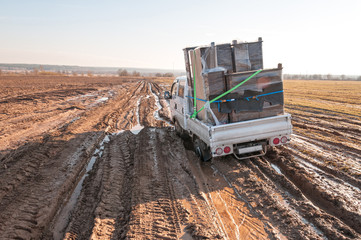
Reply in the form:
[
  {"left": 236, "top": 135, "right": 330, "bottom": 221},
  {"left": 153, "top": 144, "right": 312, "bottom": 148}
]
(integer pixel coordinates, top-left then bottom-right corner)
[
  {"left": 225, "top": 67, "right": 284, "bottom": 122},
  {"left": 233, "top": 38, "right": 263, "bottom": 72},
  {"left": 233, "top": 44, "right": 251, "bottom": 72},
  {"left": 216, "top": 43, "right": 233, "bottom": 73},
  {"left": 204, "top": 71, "right": 229, "bottom": 124}
]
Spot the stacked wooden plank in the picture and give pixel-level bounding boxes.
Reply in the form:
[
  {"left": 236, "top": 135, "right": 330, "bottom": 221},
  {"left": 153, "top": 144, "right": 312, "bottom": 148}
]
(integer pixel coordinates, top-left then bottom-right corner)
[
  {"left": 189, "top": 46, "right": 229, "bottom": 124},
  {"left": 185, "top": 38, "right": 284, "bottom": 125}
]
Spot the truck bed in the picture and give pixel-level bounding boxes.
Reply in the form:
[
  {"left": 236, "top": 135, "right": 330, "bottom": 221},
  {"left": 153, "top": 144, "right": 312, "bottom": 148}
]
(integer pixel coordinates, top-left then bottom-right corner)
[{"left": 186, "top": 114, "right": 292, "bottom": 149}]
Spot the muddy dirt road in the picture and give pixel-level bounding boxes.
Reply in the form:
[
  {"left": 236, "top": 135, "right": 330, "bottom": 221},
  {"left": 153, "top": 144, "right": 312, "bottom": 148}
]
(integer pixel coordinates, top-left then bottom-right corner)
[{"left": 0, "top": 76, "right": 360, "bottom": 239}]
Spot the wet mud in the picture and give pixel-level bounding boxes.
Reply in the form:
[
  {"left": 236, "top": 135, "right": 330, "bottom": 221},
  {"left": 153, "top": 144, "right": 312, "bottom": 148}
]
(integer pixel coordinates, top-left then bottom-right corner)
[{"left": 0, "top": 76, "right": 360, "bottom": 239}]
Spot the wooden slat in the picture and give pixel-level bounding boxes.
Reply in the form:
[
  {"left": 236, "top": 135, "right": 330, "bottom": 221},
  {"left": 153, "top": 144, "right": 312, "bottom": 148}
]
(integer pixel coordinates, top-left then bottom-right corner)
[
  {"left": 190, "top": 48, "right": 207, "bottom": 121},
  {"left": 216, "top": 44, "right": 233, "bottom": 73},
  {"left": 183, "top": 48, "right": 195, "bottom": 93},
  {"left": 204, "top": 71, "right": 229, "bottom": 124}
]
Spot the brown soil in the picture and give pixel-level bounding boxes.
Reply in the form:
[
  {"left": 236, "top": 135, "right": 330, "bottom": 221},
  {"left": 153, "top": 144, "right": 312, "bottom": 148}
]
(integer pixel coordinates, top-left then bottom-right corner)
[{"left": 0, "top": 76, "right": 360, "bottom": 239}]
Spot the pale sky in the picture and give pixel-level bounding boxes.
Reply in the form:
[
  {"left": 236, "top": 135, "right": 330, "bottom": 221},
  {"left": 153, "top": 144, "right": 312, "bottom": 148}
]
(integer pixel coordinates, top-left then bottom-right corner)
[{"left": 0, "top": 0, "right": 360, "bottom": 75}]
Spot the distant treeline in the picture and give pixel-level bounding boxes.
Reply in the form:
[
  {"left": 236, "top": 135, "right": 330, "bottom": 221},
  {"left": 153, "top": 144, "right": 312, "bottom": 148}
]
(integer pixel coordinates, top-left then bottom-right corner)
[
  {"left": 0, "top": 63, "right": 185, "bottom": 76},
  {"left": 0, "top": 65, "right": 175, "bottom": 77},
  {"left": 117, "top": 68, "right": 174, "bottom": 78},
  {"left": 284, "top": 74, "right": 361, "bottom": 81}
]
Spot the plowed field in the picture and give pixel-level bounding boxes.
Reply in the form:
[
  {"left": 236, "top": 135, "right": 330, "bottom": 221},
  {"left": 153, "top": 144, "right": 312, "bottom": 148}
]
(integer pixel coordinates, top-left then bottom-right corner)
[{"left": 0, "top": 76, "right": 360, "bottom": 239}]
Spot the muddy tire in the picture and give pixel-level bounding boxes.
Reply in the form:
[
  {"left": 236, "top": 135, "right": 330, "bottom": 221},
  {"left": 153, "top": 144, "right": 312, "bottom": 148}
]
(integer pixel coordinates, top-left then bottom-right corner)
[
  {"left": 175, "top": 120, "right": 190, "bottom": 140},
  {"left": 174, "top": 120, "right": 183, "bottom": 136},
  {"left": 194, "top": 138, "right": 212, "bottom": 162}
]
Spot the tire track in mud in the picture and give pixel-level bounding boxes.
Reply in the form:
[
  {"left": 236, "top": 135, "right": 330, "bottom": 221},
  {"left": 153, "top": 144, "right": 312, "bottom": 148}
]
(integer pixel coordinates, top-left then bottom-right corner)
[
  {"left": 263, "top": 148, "right": 361, "bottom": 236},
  {"left": 53, "top": 79, "right": 361, "bottom": 239},
  {"left": 282, "top": 145, "right": 361, "bottom": 191},
  {"left": 0, "top": 87, "right": 118, "bottom": 155},
  {"left": 3, "top": 76, "right": 361, "bottom": 239},
  {"left": 101, "top": 80, "right": 170, "bottom": 132},
  {"left": 211, "top": 157, "right": 325, "bottom": 239},
  {"left": 211, "top": 147, "right": 361, "bottom": 239},
  {"left": 192, "top": 161, "right": 269, "bottom": 240},
  {"left": 61, "top": 127, "right": 273, "bottom": 240},
  {"left": 0, "top": 80, "right": 146, "bottom": 239},
  {"left": 61, "top": 129, "right": 182, "bottom": 239},
  {"left": 55, "top": 80, "right": 274, "bottom": 239},
  {"left": 291, "top": 134, "right": 361, "bottom": 170},
  {"left": 47, "top": 80, "right": 177, "bottom": 239},
  {"left": 63, "top": 131, "right": 136, "bottom": 239},
  {"left": 289, "top": 109, "right": 361, "bottom": 178},
  {"left": 126, "top": 128, "right": 181, "bottom": 239},
  {"left": 293, "top": 131, "right": 361, "bottom": 159},
  {"left": 0, "top": 131, "right": 105, "bottom": 239}
]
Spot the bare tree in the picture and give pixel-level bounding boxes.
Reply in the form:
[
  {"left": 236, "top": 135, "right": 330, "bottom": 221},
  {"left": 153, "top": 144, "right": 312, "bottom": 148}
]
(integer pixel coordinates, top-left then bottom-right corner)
[
  {"left": 132, "top": 70, "right": 141, "bottom": 77},
  {"left": 163, "top": 72, "right": 174, "bottom": 77},
  {"left": 118, "top": 69, "right": 128, "bottom": 76}
]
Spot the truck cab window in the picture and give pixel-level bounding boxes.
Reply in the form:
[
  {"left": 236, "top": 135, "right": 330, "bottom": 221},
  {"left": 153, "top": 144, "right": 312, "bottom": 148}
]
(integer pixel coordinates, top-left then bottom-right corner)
[
  {"left": 171, "top": 82, "right": 178, "bottom": 98},
  {"left": 178, "top": 84, "right": 184, "bottom": 98}
]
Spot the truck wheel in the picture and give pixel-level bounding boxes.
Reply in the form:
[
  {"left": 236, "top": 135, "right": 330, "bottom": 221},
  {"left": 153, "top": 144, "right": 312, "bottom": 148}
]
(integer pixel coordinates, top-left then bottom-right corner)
[
  {"left": 175, "top": 120, "right": 190, "bottom": 140},
  {"left": 174, "top": 120, "right": 183, "bottom": 136},
  {"left": 194, "top": 138, "right": 212, "bottom": 162}
]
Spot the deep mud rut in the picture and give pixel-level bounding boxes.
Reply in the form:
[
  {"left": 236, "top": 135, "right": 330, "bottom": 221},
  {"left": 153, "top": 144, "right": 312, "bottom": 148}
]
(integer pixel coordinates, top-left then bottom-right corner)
[{"left": 0, "top": 77, "right": 360, "bottom": 239}]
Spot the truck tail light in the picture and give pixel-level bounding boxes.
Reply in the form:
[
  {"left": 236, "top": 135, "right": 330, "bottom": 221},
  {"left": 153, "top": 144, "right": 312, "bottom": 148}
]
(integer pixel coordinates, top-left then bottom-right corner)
[
  {"left": 215, "top": 148, "right": 223, "bottom": 155},
  {"left": 273, "top": 138, "right": 280, "bottom": 145},
  {"left": 224, "top": 146, "right": 231, "bottom": 154},
  {"left": 281, "top": 136, "right": 288, "bottom": 143}
]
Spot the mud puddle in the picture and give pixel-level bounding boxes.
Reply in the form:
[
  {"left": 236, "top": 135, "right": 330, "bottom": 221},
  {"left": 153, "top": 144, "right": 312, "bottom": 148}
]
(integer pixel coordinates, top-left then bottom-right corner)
[
  {"left": 149, "top": 83, "right": 172, "bottom": 126},
  {"left": 52, "top": 134, "right": 110, "bottom": 240}
]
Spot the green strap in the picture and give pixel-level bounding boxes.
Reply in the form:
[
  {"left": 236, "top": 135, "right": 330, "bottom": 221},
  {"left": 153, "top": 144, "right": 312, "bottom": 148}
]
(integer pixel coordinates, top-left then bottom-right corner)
[
  {"left": 192, "top": 51, "right": 197, "bottom": 117},
  {"left": 191, "top": 69, "right": 263, "bottom": 119}
]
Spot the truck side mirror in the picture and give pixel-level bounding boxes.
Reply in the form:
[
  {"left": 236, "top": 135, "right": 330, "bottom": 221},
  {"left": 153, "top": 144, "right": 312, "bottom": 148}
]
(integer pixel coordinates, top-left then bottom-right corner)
[{"left": 164, "top": 91, "right": 171, "bottom": 99}]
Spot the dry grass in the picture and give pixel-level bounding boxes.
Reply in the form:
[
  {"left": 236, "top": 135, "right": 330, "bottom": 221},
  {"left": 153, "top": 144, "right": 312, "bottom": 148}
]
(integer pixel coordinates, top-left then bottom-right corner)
[
  {"left": 284, "top": 80, "right": 361, "bottom": 176},
  {"left": 284, "top": 80, "right": 361, "bottom": 118}
]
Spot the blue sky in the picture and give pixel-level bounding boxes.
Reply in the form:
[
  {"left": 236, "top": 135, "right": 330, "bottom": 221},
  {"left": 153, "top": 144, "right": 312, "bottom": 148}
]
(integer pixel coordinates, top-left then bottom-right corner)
[{"left": 0, "top": 0, "right": 360, "bottom": 74}]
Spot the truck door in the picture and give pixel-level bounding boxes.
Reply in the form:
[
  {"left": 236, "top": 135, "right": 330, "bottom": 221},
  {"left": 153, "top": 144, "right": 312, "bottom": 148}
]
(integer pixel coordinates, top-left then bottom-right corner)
[
  {"left": 170, "top": 79, "right": 186, "bottom": 127},
  {"left": 169, "top": 80, "right": 178, "bottom": 120}
]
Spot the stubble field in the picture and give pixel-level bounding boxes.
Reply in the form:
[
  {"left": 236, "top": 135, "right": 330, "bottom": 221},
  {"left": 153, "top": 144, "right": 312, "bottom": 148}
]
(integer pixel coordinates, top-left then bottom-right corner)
[{"left": 0, "top": 75, "right": 360, "bottom": 239}]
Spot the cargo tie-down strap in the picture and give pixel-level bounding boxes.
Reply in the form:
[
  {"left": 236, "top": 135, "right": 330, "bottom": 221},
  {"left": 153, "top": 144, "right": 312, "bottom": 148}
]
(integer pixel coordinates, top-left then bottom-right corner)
[
  {"left": 190, "top": 69, "right": 263, "bottom": 119},
  {"left": 187, "top": 90, "right": 283, "bottom": 112}
]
